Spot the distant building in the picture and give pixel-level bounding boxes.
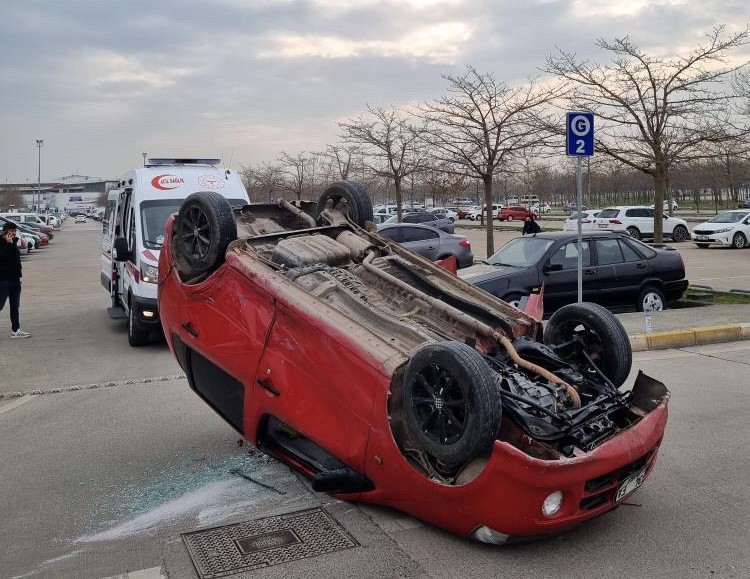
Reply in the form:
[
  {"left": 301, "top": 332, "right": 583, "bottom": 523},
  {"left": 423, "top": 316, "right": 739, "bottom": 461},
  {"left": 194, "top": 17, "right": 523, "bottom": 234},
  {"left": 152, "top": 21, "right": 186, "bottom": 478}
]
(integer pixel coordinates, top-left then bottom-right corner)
[{"left": 0, "top": 174, "right": 117, "bottom": 212}]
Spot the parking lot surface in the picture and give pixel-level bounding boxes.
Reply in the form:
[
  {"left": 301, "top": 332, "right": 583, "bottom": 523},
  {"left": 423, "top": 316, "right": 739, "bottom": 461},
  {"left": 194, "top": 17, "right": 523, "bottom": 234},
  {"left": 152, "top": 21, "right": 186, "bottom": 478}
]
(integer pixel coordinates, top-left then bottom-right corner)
[{"left": 1, "top": 224, "right": 748, "bottom": 578}]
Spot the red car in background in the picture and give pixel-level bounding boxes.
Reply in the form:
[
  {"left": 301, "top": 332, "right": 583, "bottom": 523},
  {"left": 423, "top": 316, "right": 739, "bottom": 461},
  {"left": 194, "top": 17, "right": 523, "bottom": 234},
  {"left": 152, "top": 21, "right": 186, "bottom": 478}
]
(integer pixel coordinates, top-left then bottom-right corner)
[
  {"left": 498, "top": 206, "right": 535, "bottom": 221},
  {"left": 158, "top": 181, "right": 669, "bottom": 543}
]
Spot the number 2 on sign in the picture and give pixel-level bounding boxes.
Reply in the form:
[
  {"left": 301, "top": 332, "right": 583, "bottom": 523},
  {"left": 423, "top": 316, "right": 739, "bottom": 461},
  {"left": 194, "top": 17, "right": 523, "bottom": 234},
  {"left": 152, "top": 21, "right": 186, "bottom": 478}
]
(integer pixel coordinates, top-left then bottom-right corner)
[{"left": 576, "top": 139, "right": 586, "bottom": 154}]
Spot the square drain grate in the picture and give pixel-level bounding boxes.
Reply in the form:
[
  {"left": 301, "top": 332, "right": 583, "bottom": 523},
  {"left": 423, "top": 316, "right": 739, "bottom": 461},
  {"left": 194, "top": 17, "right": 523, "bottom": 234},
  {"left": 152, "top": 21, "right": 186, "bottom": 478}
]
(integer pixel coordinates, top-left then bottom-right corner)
[{"left": 182, "top": 507, "right": 359, "bottom": 578}]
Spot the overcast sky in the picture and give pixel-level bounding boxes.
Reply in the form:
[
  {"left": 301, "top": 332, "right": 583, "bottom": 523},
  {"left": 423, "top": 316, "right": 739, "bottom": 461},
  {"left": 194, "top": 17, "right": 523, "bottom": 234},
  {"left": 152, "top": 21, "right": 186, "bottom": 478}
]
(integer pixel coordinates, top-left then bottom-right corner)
[{"left": 1, "top": 0, "right": 748, "bottom": 183}]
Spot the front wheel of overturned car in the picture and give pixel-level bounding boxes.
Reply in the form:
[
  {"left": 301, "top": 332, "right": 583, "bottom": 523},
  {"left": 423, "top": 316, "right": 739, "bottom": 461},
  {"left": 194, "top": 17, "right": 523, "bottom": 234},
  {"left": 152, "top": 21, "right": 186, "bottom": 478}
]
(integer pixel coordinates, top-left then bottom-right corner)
[
  {"left": 316, "top": 181, "right": 374, "bottom": 227},
  {"left": 400, "top": 341, "right": 501, "bottom": 469},
  {"left": 175, "top": 191, "right": 237, "bottom": 279},
  {"left": 543, "top": 302, "right": 632, "bottom": 388}
]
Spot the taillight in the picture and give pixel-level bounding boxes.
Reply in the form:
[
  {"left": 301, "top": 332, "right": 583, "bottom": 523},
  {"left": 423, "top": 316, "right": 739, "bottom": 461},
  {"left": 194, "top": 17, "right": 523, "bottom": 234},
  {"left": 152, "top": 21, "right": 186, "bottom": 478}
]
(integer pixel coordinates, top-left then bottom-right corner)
[
  {"left": 609, "top": 219, "right": 622, "bottom": 224},
  {"left": 459, "top": 239, "right": 471, "bottom": 248}
]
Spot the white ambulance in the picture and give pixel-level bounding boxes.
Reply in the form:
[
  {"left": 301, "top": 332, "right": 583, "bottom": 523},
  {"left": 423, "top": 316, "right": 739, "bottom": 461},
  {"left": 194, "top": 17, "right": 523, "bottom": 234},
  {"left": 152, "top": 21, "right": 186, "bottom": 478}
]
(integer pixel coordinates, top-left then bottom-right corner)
[{"left": 101, "top": 158, "right": 250, "bottom": 346}]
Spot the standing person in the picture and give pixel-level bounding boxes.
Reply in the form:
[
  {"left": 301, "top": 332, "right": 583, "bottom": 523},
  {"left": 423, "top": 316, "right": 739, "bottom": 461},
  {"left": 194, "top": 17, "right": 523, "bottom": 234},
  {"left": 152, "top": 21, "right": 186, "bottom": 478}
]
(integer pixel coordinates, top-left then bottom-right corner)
[
  {"left": 522, "top": 214, "right": 541, "bottom": 236},
  {"left": 0, "top": 221, "right": 30, "bottom": 338}
]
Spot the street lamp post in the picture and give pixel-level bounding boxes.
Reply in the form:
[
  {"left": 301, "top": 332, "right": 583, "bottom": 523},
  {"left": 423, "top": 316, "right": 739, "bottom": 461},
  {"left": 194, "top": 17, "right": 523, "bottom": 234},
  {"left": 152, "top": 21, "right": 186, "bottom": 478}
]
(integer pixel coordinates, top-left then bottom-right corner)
[{"left": 36, "top": 139, "right": 43, "bottom": 210}]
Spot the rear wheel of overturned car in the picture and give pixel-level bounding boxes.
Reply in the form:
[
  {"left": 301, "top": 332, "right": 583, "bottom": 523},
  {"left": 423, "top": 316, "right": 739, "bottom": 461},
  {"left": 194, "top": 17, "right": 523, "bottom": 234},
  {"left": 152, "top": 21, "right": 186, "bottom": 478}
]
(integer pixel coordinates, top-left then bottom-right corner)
[
  {"left": 400, "top": 341, "right": 501, "bottom": 469},
  {"left": 543, "top": 302, "right": 632, "bottom": 388},
  {"left": 316, "top": 181, "right": 374, "bottom": 227},
  {"left": 175, "top": 191, "right": 237, "bottom": 279}
]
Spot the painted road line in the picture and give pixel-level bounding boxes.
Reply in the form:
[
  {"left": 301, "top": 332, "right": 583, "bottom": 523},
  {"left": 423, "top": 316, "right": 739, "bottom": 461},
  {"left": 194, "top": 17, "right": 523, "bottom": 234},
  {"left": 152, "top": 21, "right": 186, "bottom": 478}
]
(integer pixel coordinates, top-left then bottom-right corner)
[
  {"left": 0, "top": 395, "right": 34, "bottom": 415},
  {"left": 100, "top": 567, "right": 165, "bottom": 579}
]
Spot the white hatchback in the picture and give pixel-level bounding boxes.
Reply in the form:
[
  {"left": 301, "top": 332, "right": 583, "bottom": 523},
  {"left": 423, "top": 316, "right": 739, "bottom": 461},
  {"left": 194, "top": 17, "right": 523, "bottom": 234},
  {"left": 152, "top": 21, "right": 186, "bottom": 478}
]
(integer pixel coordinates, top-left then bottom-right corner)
[
  {"left": 593, "top": 206, "right": 690, "bottom": 241},
  {"left": 691, "top": 210, "right": 750, "bottom": 249}
]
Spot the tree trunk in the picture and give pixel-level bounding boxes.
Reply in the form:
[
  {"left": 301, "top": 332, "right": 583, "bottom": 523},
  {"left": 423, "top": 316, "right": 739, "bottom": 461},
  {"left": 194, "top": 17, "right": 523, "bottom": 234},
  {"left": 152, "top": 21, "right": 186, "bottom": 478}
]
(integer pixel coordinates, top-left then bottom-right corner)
[
  {"left": 484, "top": 175, "right": 495, "bottom": 256},
  {"left": 394, "top": 176, "right": 403, "bottom": 221},
  {"left": 653, "top": 168, "right": 666, "bottom": 243}
]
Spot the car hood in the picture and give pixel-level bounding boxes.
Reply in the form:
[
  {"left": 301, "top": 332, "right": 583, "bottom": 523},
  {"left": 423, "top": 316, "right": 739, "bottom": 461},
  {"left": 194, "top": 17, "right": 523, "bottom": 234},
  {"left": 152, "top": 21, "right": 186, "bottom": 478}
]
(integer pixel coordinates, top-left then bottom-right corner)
[
  {"left": 458, "top": 262, "right": 521, "bottom": 282},
  {"left": 694, "top": 221, "right": 738, "bottom": 231}
]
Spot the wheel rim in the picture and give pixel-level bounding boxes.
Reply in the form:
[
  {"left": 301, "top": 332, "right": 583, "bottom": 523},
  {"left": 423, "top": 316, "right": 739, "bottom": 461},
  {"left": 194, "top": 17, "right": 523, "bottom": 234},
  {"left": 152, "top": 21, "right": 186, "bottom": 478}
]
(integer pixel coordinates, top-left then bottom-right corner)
[
  {"left": 550, "top": 321, "right": 606, "bottom": 365},
  {"left": 673, "top": 226, "right": 688, "bottom": 241},
  {"left": 180, "top": 204, "right": 211, "bottom": 259},
  {"left": 734, "top": 234, "right": 745, "bottom": 248},
  {"left": 627, "top": 227, "right": 640, "bottom": 239},
  {"left": 410, "top": 363, "right": 469, "bottom": 445},
  {"left": 642, "top": 291, "right": 664, "bottom": 311}
]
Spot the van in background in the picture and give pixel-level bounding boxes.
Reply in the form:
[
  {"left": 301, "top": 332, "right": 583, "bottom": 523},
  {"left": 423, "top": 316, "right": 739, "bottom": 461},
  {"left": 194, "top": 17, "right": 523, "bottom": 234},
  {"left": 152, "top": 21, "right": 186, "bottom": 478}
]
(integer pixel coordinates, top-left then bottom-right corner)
[{"left": 101, "top": 158, "right": 250, "bottom": 346}]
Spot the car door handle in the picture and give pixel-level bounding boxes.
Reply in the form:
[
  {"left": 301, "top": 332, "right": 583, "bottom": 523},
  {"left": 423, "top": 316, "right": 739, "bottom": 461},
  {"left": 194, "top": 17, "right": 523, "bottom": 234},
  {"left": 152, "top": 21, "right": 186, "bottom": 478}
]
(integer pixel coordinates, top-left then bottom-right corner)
[
  {"left": 583, "top": 268, "right": 596, "bottom": 275},
  {"left": 257, "top": 377, "right": 280, "bottom": 396},
  {"left": 636, "top": 263, "right": 646, "bottom": 268}
]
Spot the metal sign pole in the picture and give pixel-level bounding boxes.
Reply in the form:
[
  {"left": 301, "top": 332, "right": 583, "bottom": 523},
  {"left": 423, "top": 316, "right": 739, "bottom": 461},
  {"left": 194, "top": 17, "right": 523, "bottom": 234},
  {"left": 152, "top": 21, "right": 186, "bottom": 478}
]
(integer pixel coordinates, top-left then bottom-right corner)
[{"left": 576, "top": 156, "right": 583, "bottom": 303}]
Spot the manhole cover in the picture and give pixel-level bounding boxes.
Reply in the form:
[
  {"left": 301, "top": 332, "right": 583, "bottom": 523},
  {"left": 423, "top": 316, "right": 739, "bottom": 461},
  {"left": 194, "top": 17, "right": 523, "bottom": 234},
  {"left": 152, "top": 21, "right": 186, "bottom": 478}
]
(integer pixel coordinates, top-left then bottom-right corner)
[{"left": 182, "top": 507, "right": 359, "bottom": 578}]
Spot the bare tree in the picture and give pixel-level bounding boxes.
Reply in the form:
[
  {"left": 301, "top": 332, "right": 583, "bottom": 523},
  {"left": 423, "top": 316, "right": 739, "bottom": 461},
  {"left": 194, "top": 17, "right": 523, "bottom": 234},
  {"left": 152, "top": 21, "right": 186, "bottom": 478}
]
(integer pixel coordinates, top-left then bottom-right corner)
[
  {"left": 241, "top": 162, "right": 284, "bottom": 202},
  {"left": 321, "top": 143, "right": 361, "bottom": 180},
  {"left": 417, "top": 65, "right": 562, "bottom": 255},
  {"left": 277, "top": 151, "right": 310, "bottom": 200},
  {"left": 546, "top": 25, "right": 750, "bottom": 242},
  {"left": 339, "top": 105, "right": 425, "bottom": 219}
]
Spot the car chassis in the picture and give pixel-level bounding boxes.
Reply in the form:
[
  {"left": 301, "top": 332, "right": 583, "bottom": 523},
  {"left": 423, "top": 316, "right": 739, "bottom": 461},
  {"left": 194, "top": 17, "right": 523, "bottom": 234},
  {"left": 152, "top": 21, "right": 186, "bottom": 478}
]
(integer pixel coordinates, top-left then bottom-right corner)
[{"left": 158, "top": 181, "right": 669, "bottom": 543}]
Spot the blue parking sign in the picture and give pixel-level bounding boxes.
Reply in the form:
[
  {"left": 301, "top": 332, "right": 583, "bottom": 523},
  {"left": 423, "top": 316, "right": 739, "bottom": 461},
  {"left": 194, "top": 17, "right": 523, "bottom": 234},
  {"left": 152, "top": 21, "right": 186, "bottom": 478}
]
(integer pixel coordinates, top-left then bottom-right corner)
[{"left": 566, "top": 112, "right": 594, "bottom": 156}]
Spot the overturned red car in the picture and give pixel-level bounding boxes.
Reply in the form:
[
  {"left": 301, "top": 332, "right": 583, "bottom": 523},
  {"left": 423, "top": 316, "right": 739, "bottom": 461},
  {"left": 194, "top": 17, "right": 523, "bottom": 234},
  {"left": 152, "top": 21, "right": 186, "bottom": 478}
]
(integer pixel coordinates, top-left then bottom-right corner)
[{"left": 157, "top": 181, "right": 669, "bottom": 543}]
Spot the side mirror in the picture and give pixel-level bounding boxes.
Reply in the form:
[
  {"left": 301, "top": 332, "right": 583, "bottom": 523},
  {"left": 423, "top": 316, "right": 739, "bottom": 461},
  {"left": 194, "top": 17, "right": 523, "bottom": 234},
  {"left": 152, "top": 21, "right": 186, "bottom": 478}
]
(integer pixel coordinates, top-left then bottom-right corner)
[
  {"left": 112, "top": 237, "right": 132, "bottom": 262},
  {"left": 543, "top": 262, "right": 563, "bottom": 273}
]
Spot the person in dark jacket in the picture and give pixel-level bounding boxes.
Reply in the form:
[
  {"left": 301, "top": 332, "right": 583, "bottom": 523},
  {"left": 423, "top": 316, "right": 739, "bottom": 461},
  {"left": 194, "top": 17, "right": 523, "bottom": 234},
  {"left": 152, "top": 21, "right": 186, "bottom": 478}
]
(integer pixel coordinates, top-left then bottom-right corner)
[
  {"left": 522, "top": 215, "right": 541, "bottom": 236},
  {"left": 0, "top": 221, "right": 30, "bottom": 338}
]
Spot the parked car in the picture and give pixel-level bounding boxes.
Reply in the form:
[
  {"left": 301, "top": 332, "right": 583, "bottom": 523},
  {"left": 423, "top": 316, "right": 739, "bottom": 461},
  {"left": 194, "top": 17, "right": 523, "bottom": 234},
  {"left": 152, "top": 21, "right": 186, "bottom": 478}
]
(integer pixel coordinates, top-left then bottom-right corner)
[
  {"left": 691, "top": 210, "right": 750, "bottom": 249},
  {"left": 530, "top": 202, "right": 552, "bottom": 215},
  {"left": 0, "top": 216, "right": 43, "bottom": 247},
  {"left": 157, "top": 181, "right": 670, "bottom": 543},
  {"left": 737, "top": 199, "right": 750, "bottom": 209},
  {"left": 75, "top": 215, "right": 88, "bottom": 223},
  {"left": 371, "top": 212, "right": 390, "bottom": 224},
  {"left": 593, "top": 206, "right": 690, "bottom": 241},
  {"left": 565, "top": 201, "right": 587, "bottom": 212},
  {"left": 459, "top": 231, "right": 688, "bottom": 312},
  {"left": 498, "top": 206, "right": 534, "bottom": 222},
  {"left": 456, "top": 206, "right": 479, "bottom": 219},
  {"left": 650, "top": 200, "right": 679, "bottom": 211},
  {"left": 376, "top": 223, "right": 474, "bottom": 268},
  {"left": 563, "top": 210, "right": 600, "bottom": 232},
  {"left": 428, "top": 207, "right": 458, "bottom": 222},
  {"left": 383, "top": 211, "right": 454, "bottom": 233}
]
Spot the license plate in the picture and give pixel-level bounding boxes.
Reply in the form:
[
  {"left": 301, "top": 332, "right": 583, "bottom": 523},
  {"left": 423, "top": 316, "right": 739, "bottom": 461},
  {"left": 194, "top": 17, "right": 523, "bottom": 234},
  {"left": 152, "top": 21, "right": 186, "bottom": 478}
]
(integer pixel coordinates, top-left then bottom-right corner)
[
  {"left": 695, "top": 235, "right": 708, "bottom": 241},
  {"left": 615, "top": 465, "right": 649, "bottom": 502},
  {"left": 598, "top": 223, "right": 608, "bottom": 229}
]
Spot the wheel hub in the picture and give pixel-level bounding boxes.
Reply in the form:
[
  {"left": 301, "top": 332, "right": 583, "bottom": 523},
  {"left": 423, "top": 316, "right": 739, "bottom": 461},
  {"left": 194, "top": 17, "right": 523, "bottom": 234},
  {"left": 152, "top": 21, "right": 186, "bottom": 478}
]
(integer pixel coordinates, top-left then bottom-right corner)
[{"left": 433, "top": 395, "right": 445, "bottom": 411}]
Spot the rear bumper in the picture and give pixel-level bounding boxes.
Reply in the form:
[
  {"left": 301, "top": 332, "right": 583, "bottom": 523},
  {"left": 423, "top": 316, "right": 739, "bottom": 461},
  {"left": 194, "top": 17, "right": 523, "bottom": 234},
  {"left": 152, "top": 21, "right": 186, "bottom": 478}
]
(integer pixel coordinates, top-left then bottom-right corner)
[{"left": 664, "top": 279, "right": 689, "bottom": 301}]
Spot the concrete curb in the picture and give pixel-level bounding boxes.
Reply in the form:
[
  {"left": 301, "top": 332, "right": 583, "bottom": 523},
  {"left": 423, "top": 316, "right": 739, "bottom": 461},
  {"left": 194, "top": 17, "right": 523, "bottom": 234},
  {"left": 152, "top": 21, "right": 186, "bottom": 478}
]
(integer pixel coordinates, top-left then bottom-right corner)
[{"left": 630, "top": 323, "right": 750, "bottom": 351}]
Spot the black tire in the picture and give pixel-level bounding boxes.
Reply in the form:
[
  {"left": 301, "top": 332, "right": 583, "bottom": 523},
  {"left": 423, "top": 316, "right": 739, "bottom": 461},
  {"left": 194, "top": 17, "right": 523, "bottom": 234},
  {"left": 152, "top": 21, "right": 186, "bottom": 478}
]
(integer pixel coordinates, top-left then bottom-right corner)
[
  {"left": 400, "top": 342, "right": 501, "bottom": 467},
  {"left": 732, "top": 232, "right": 746, "bottom": 249},
  {"left": 696, "top": 243, "right": 709, "bottom": 249},
  {"left": 637, "top": 285, "right": 665, "bottom": 312},
  {"left": 176, "top": 191, "right": 237, "bottom": 279},
  {"left": 672, "top": 225, "right": 689, "bottom": 242},
  {"left": 543, "top": 302, "right": 632, "bottom": 388},
  {"left": 128, "top": 302, "right": 149, "bottom": 347},
  {"left": 626, "top": 226, "right": 641, "bottom": 240},
  {"left": 316, "top": 181, "right": 373, "bottom": 227}
]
